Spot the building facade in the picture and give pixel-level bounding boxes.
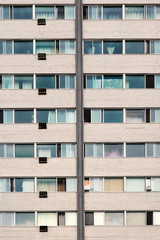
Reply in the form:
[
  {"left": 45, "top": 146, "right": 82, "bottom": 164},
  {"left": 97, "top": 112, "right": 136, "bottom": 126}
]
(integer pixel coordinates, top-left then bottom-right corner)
[{"left": 0, "top": 0, "right": 160, "bottom": 239}]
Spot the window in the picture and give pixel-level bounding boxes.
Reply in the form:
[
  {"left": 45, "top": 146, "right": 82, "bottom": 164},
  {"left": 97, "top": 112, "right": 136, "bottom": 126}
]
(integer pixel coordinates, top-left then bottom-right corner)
[
  {"left": 126, "top": 178, "right": 145, "bottom": 192},
  {"left": 126, "top": 110, "right": 145, "bottom": 123},
  {"left": 104, "top": 144, "right": 123, "bottom": 157},
  {"left": 126, "top": 212, "right": 146, "bottom": 226},
  {"left": 15, "top": 144, "right": 34, "bottom": 158},
  {"left": 0, "top": 6, "right": 11, "bottom": 19},
  {"left": 151, "top": 41, "right": 160, "bottom": 54},
  {"left": 59, "top": 75, "right": 75, "bottom": 89},
  {"left": 104, "top": 178, "right": 123, "bottom": 192},
  {"left": 66, "top": 178, "right": 77, "bottom": 192},
  {"left": 65, "top": 212, "right": 77, "bottom": 226},
  {"left": 4, "top": 110, "right": 13, "bottom": 123},
  {"left": 15, "top": 179, "right": 34, "bottom": 192},
  {"left": 126, "top": 144, "right": 145, "bottom": 157},
  {"left": 14, "top": 41, "right": 33, "bottom": 54},
  {"left": 38, "top": 212, "right": 57, "bottom": 226},
  {"left": 152, "top": 178, "right": 160, "bottom": 191},
  {"left": 125, "top": 6, "right": 144, "bottom": 19},
  {"left": 58, "top": 178, "right": 66, "bottom": 191},
  {"left": 94, "top": 212, "right": 105, "bottom": 225},
  {"left": 85, "top": 144, "right": 103, "bottom": 157},
  {"left": 125, "top": 41, "right": 144, "bottom": 54},
  {"left": 104, "top": 75, "right": 123, "bottom": 89},
  {"left": 103, "top": 41, "right": 122, "bottom": 54},
  {"left": 105, "top": 212, "right": 123, "bottom": 226},
  {"left": 0, "top": 144, "right": 13, "bottom": 157},
  {"left": 16, "top": 213, "right": 35, "bottom": 226},
  {"left": 0, "top": 213, "right": 14, "bottom": 226},
  {"left": 37, "top": 110, "right": 56, "bottom": 123},
  {"left": 35, "top": 7, "right": 55, "bottom": 19},
  {"left": 2, "top": 75, "right": 13, "bottom": 89},
  {"left": 151, "top": 109, "right": 160, "bottom": 123},
  {"left": 57, "top": 110, "right": 75, "bottom": 123},
  {"left": 85, "top": 75, "right": 102, "bottom": 89},
  {"left": 37, "top": 178, "right": 56, "bottom": 192},
  {"left": 84, "top": 41, "right": 102, "bottom": 54},
  {"left": 65, "top": 6, "right": 75, "bottom": 19},
  {"left": 147, "top": 143, "right": 160, "bottom": 157},
  {"left": 126, "top": 75, "right": 144, "bottom": 88},
  {"left": 85, "top": 212, "right": 94, "bottom": 225},
  {"left": 13, "top": 6, "right": 32, "bottom": 19},
  {"left": 0, "top": 41, "right": 12, "bottom": 54},
  {"left": 14, "top": 75, "right": 33, "bottom": 89},
  {"left": 104, "top": 110, "right": 123, "bottom": 123},
  {"left": 59, "top": 40, "right": 75, "bottom": 54},
  {"left": 58, "top": 212, "right": 65, "bottom": 226},
  {"left": 147, "top": 6, "right": 160, "bottom": 19},
  {"left": 88, "top": 6, "right": 101, "bottom": 20},
  {"left": 57, "top": 6, "right": 64, "bottom": 19},
  {"left": 15, "top": 110, "right": 34, "bottom": 123},
  {"left": 89, "top": 178, "right": 103, "bottom": 191},
  {"left": 37, "top": 144, "right": 56, "bottom": 158},
  {"left": 155, "top": 75, "right": 160, "bottom": 88},
  {"left": 36, "top": 41, "right": 55, "bottom": 54},
  {"left": 84, "top": 109, "right": 102, "bottom": 123},
  {"left": 0, "top": 178, "right": 10, "bottom": 192},
  {"left": 36, "top": 75, "right": 55, "bottom": 89},
  {"left": 61, "top": 144, "right": 76, "bottom": 157},
  {"left": 153, "top": 212, "right": 160, "bottom": 225},
  {"left": 103, "top": 6, "right": 122, "bottom": 20}
]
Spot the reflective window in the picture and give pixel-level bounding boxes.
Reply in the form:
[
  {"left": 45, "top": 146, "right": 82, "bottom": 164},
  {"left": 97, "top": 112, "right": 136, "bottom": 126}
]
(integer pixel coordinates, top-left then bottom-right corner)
[
  {"left": 126, "top": 109, "right": 145, "bottom": 123},
  {"left": 37, "top": 178, "right": 56, "bottom": 192},
  {"left": 147, "top": 143, "right": 160, "bottom": 157},
  {"left": 147, "top": 5, "right": 160, "bottom": 19},
  {"left": 0, "top": 144, "right": 13, "bottom": 157},
  {"left": 104, "top": 144, "right": 123, "bottom": 157},
  {"left": 126, "top": 75, "right": 144, "bottom": 88},
  {"left": 4, "top": 110, "right": 13, "bottom": 123},
  {"left": 155, "top": 75, "right": 160, "bottom": 88},
  {"left": 0, "top": 178, "right": 10, "bottom": 192},
  {"left": 15, "top": 144, "right": 34, "bottom": 158},
  {"left": 103, "top": 41, "right": 122, "bottom": 54},
  {"left": 36, "top": 41, "right": 55, "bottom": 54},
  {"left": 16, "top": 213, "right": 35, "bottom": 226},
  {"left": 91, "top": 110, "right": 101, "bottom": 123},
  {"left": 15, "top": 110, "right": 34, "bottom": 123},
  {"left": 36, "top": 7, "right": 54, "bottom": 19},
  {"left": 126, "top": 178, "right": 145, "bottom": 192},
  {"left": 2, "top": 75, "right": 13, "bottom": 89},
  {"left": 84, "top": 41, "right": 102, "bottom": 54},
  {"left": 151, "top": 109, "right": 160, "bottom": 123},
  {"left": 126, "top": 144, "right": 145, "bottom": 157},
  {"left": 36, "top": 75, "right": 55, "bottom": 89},
  {"left": 15, "top": 179, "right": 34, "bottom": 192},
  {"left": 88, "top": 6, "right": 101, "bottom": 20},
  {"left": 57, "top": 110, "right": 75, "bottom": 123},
  {"left": 104, "top": 110, "right": 123, "bottom": 123},
  {"left": 59, "top": 75, "right": 75, "bottom": 89},
  {"left": 104, "top": 178, "right": 123, "bottom": 192},
  {"left": 13, "top": 6, "right": 32, "bottom": 19},
  {"left": 65, "top": 6, "right": 75, "bottom": 19},
  {"left": 125, "top": 41, "right": 144, "bottom": 54},
  {"left": 105, "top": 212, "right": 123, "bottom": 226},
  {"left": 0, "top": 213, "right": 14, "bottom": 226},
  {"left": 0, "top": 41, "right": 12, "bottom": 54},
  {"left": 14, "top": 75, "right": 33, "bottom": 89},
  {"left": 59, "top": 40, "right": 75, "bottom": 54},
  {"left": 61, "top": 144, "right": 76, "bottom": 157},
  {"left": 14, "top": 41, "right": 33, "bottom": 54},
  {"left": 3, "top": 7, "right": 10, "bottom": 19},
  {"left": 104, "top": 75, "right": 123, "bottom": 89},
  {"left": 38, "top": 212, "right": 57, "bottom": 226},
  {"left": 86, "top": 75, "right": 102, "bottom": 89},
  {"left": 37, "top": 144, "right": 56, "bottom": 158},
  {"left": 125, "top": 6, "right": 144, "bottom": 19},
  {"left": 37, "top": 110, "right": 56, "bottom": 123},
  {"left": 151, "top": 41, "right": 160, "bottom": 54},
  {"left": 126, "top": 212, "right": 146, "bottom": 226},
  {"left": 85, "top": 144, "right": 103, "bottom": 157},
  {"left": 103, "top": 6, "right": 122, "bottom": 19}
]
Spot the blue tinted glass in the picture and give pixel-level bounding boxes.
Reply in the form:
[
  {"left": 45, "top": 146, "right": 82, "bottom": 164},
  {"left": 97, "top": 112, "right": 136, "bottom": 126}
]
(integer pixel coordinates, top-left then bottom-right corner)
[
  {"left": 103, "top": 41, "right": 122, "bottom": 54},
  {"left": 126, "top": 75, "right": 144, "bottom": 89},
  {"left": 36, "top": 41, "right": 55, "bottom": 54},
  {"left": 14, "top": 41, "right": 33, "bottom": 54},
  {"left": 69, "top": 76, "right": 75, "bottom": 88},
  {"left": 0, "top": 145, "right": 4, "bottom": 157},
  {"left": 15, "top": 110, "right": 34, "bottom": 123},
  {"left": 36, "top": 75, "right": 55, "bottom": 89},
  {"left": 16, "top": 213, "right": 35, "bottom": 226},
  {"left": 57, "top": 110, "right": 66, "bottom": 123},
  {"left": 0, "top": 41, "right": 3, "bottom": 54},
  {"left": 103, "top": 7, "right": 122, "bottom": 19},
  {"left": 59, "top": 75, "right": 75, "bottom": 89},
  {"left": 14, "top": 7, "right": 32, "bottom": 19},
  {"left": 104, "top": 110, "right": 123, "bottom": 123},
  {"left": 37, "top": 110, "right": 56, "bottom": 123},
  {"left": 104, "top": 75, "right": 123, "bottom": 89},
  {"left": 126, "top": 144, "right": 145, "bottom": 157},
  {"left": 84, "top": 41, "right": 92, "bottom": 54},
  {"left": 37, "top": 144, "right": 56, "bottom": 157},
  {"left": 93, "top": 41, "right": 102, "bottom": 54},
  {"left": 3, "top": 7, "right": 10, "bottom": 19},
  {"left": 36, "top": 7, "right": 54, "bottom": 19},
  {"left": 125, "top": 41, "right": 144, "bottom": 54},
  {"left": 15, "top": 144, "right": 34, "bottom": 157},
  {"left": 14, "top": 75, "right": 33, "bottom": 89},
  {"left": 6, "top": 41, "right": 12, "bottom": 54}
]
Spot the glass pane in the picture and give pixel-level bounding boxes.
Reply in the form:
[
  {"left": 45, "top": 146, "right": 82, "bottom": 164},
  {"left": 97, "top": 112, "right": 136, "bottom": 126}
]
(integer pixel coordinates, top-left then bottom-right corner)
[
  {"left": 85, "top": 212, "right": 94, "bottom": 225},
  {"left": 86, "top": 75, "right": 102, "bottom": 89},
  {"left": 94, "top": 212, "right": 105, "bottom": 225},
  {"left": 0, "top": 179, "right": 10, "bottom": 192},
  {"left": 93, "top": 41, "right": 102, "bottom": 54},
  {"left": 103, "top": 41, "right": 122, "bottom": 54},
  {"left": 152, "top": 178, "right": 160, "bottom": 191},
  {"left": 38, "top": 212, "right": 57, "bottom": 226},
  {"left": 6, "top": 41, "right": 12, "bottom": 54},
  {"left": 15, "top": 179, "right": 34, "bottom": 192},
  {"left": 126, "top": 178, "right": 145, "bottom": 192},
  {"left": 36, "top": 41, "right": 55, "bottom": 54},
  {"left": 65, "top": 6, "right": 74, "bottom": 19},
  {"left": 37, "top": 144, "right": 56, "bottom": 158},
  {"left": 126, "top": 75, "right": 144, "bottom": 89},
  {"left": 104, "top": 144, "right": 123, "bottom": 157},
  {"left": 126, "top": 144, "right": 145, "bottom": 157},
  {"left": 16, "top": 213, "right": 35, "bottom": 226},
  {"left": 14, "top": 7, "right": 32, "bottom": 19},
  {"left": 94, "top": 144, "right": 103, "bottom": 157},
  {"left": 66, "top": 178, "right": 77, "bottom": 192},
  {"left": 104, "top": 75, "right": 123, "bottom": 89},
  {"left": 14, "top": 75, "right": 33, "bottom": 89},
  {"left": 59, "top": 75, "right": 75, "bottom": 89},
  {"left": 61, "top": 144, "right": 75, "bottom": 157},
  {"left": 37, "top": 179, "right": 56, "bottom": 192},
  {"left": 15, "top": 144, "right": 34, "bottom": 158},
  {"left": 104, "top": 110, "right": 123, "bottom": 123},
  {"left": 103, "top": 7, "right": 122, "bottom": 19},
  {"left": 0, "top": 213, "right": 14, "bottom": 226},
  {"left": 7, "top": 144, "right": 13, "bottom": 157},
  {"left": 126, "top": 110, "right": 145, "bottom": 123},
  {"left": 66, "top": 110, "right": 75, "bottom": 123},
  {"left": 57, "top": 110, "right": 66, "bottom": 123},
  {"left": 59, "top": 40, "right": 75, "bottom": 54},
  {"left": 89, "top": 6, "right": 101, "bottom": 20},
  {"left": 14, "top": 41, "right": 33, "bottom": 54},
  {"left": 3, "top": 7, "right": 10, "bottom": 19},
  {"left": 36, "top": 7, "right": 54, "bottom": 19},
  {"left": 104, "top": 178, "right": 123, "bottom": 192},
  {"left": 147, "top": 6, "right": 155, "bottom": 19},
  {"left": 92, "top": 110, "right": 101, "bottom": 123},
  {"left": 151, "top": 109, "right": 160, "bottom": 123},
  {"left": 15, "top": 110, "right": 34, "bottom": 123},
  {"left": 125, "top": 6, "right": 144, "bottom": 19},
  {"left": 36, "top": 75, "right": 55, "bottom": 89},
  {"left": 0, "top": 41, "right": 3, "bottom": 54},
  {"left": 84, "top": 41, "right": 93, "bottom": 54},
  {"left": 0, "top": 7, "right": 2, "bottom": 20},
  {"left": 125, "top": 41, "right": 144, "bottom": 54},
  {"left": 105, "top": 212, "right": 123, "bottom": 226},
  {"left": 90, "top": 178, "right": 103, "bottom": 191},
  {"left": 85, "top": 144, "right": 93, "bottom": 157},
  {"left": 65, "top": 212, "right": 77, "bottom": 226},
  {"left": 151, "top": 41, "right": 160, "bottom": 54},
  {"left": 153, "top": 212, "right": 160, "bottom": 225},
  {"left": 57, "top": 6, "right": 64, "bottom": 19},
  {"left": 126, "top": 212, "right": 146, "bottom": 226},
  {"left": 4, "top": 110, "right": 13, "bottom": 123},
  {"left": 3, "top": 75, "right": 13, "bottom": 89},
  {"left": 155, "top": 75, "right": 160, "bottom": 88},
  {"left": 37, "top": 110, "right": 56, "bottom": 123},
  {"left": 156, "top": 144, "right": 160, "bottom": 157}
]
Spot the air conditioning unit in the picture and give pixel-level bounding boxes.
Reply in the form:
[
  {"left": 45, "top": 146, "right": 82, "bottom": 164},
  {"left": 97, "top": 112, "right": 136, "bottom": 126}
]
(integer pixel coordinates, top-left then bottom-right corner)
[
  {"left": 39, "top": 191, "right": 47, "bottom": 198},
  {"left": 40, "top": 226, "right": 48, "bottom": 232},
  {"left": 39, "top": 157, "right": 47, "bottom": 164},
  {"left": 146, "top": 178, "right": 152, "bottom": 191},
  {"left": 38, "top": 53, "right": 46, "bottom": 60},
  {"left": 39, "top": 122, "right": 47, "bottom": 129},
  {"left": 37, "top": 18, "right": 46, "bottom": 25},
  {"left": 38, "top": 88, "right": 47, "bottom": 95}
]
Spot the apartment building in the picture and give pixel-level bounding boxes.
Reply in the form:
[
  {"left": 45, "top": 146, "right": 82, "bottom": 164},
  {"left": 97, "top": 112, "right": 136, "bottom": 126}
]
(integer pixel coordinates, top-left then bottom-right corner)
[{"left": 0, "top": 0, "right": 160, "bottom": 240}]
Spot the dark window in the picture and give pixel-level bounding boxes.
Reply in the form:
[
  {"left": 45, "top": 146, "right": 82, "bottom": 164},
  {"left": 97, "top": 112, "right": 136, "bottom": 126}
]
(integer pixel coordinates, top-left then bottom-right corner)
[
  {"left": 103, "top": 41, "right": 122, "bottom": 54},
  {"left": 58, "top": 212, "right": 65, "bottom": 225},
  {"left": 57, "top": 6, "right": 64, "bottom": 19},
  {"left": 0, "top": 76, "right": 2, "bottom": 89},
  {"left": 146, "top": 109, "right": 150, "bottom": 123},
  {"left": 15, "top": 144, "right": 34, "bottom": 158},
  {"left": 125, "top": 41, "right": 144, "bottom": 54},
  {"left": 14, "top": 41, "right": 33, "bottom": 54},
  {"left": 85, "top": 212, "right": 94, "bottom": 225},
  {"left": 13, "top": 6, "right": 32, "bottom": 19},
  {"left": 126, "top": 144, "right": 145, "bottom": 157},
  {"left": 147, "top": 212, "right": 153, "bottom": 225},
  {"left": 104, "top": 110, "right": 123, "bottom": 123},
  {"left": 83, "top": 6, "right": 88, "bottom": 19},
  {"left": 57, "top": 144, "right": 61, "bottom": 157},
  {"left": 36, "top": 75, "right": 55, "bottom": 89},
  {"left": 15, "top": 110, "right": 34, "bottom": 123},
  {"left": 0, "top": 110, "right": 3, "bottom": 123},
  {"left": 84, "top": 110, "right": 91, "bottom": 123},
  {"left": 146, "top": 75, "right": 154, "bottom": 88},
  {"left": 58, "top": 178, "right": 66, "bottom": 191}
]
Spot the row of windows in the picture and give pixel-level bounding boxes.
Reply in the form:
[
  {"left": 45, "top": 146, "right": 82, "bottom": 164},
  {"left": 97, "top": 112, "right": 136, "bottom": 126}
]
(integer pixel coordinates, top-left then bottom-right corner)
[
  {"left": 83, "top": 5, "right": 160, "bottom": 20},
  {"left": 0, "top": 212, "right": 77, "bottom": 226},
  {"left": 85, "top": 211, "right": 160, "bottom": 226},
  {"left": 84, "top": 74, "right": 160, "bottom": 89},
  {"left": 84, "top": 177, "right": 160, "bottom": 192},
  {"left": 0, "top": 75, "right": 75, "bottom": 89},
  {"left": 0, "top": 144, "right": 76, "bottom": 158},
  {"left": 85, "top": 143, "right": 160, "bottom": 158},
  {"left": 0, "top": 40, "right": 75, "bottom": 54},
  {"left": 0, "top": 6, "right": 75, "bottom": 20},
  {"left": 0, "top": 109, "right": 76, "bottom": 124},
  {"left": 84, "top": 40, "right": 160, "bottom": 55},
  {"left": 0, "top": 178, "right": 77, "bottom": 192},
  {"left": 84, "top": 109, "right": 160, "bottom": 123}
]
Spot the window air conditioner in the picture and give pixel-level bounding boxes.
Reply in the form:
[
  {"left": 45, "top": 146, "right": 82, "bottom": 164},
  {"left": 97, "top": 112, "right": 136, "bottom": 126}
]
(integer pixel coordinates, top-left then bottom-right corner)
[
  {"left": 39, "top": 157, "right": 47, "bottom": 164},
  {"left": 40, "top": 226, "right": 48, "bottom": 232},
  {"left": 38, "top": 53, "right": 46, "bottom": 60},
  {"left": 39, "top": 191, "right": 48, "bottom": 198},
  {"left": 37, "top": 18, "right": 46, "bottom": 25},
  {"left": 38, "top": 88, "right": 47, "bottom": 95},
  {"left": 39, "top": 122, "right": 47, "bottom": 129}
]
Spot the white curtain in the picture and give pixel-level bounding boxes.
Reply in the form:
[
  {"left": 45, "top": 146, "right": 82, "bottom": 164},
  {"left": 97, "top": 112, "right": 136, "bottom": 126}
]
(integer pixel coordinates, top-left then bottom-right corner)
[
  {"left": 153, "top": 212, "right": 160, "bottom": 225},
  {"left": 37, "top": 179, "right": 56, "bottom": 192},
  {"left": 92, "top": 110, "right": 101, "bottom": 123},
  {"left": 4, "top": 110, "right": 13, "bottom": 124},
  {"left": 65, "top": 212, "right": 77, "bottom": 226},
  {"left": 48, "top": 110, "right": 56, "bottom": 123},
  {"left": 66, "top": 110, "right": 75, "bottom": 123},
  {"left": 151, "top": 109, "right": 160, "bottom": 122},
  {"left": 3, "top": 75, "right": 13, "bottom": 89},
  {"left": 126, "top": 178, "right": 145, "bottom": 192},
  {"left": 66, "top": 178, "right": 77, "bottom": 192},
  {"left": 94, "top": 212, "right": 105, "bottom": 225},
  {"left": 60, "top": 41, "right": 75, "bottom": 54},
  {"left": 62, "top": 144, "right": 75, "bottom": 157},
  {"left": 152, "top": 178, "right": 160, "bottom": 191},
  {"left": 65, "top": 6, "right": 74, "bottom": 19},
  {"left": 22, "top": 179, "right": 34, "bottom": 192},
  {"left": 125, "top": 7, "right": 144, "bottom": 19},
  {"left": 38, "top": 147, "right": 51, "bottom": 157},
  {"left": 151, "top": 41, "right": 160, "bottom": 54},
  {"left": 22, "top": 82, "right": 32, "bottom": 89},
  {"left": 0, "top": 213, "right": 14, "bottom": 226},
  {"left": 38, "top": 212, "right": 57, "bottom": 226},
  {"left": 36, "top": 7, "right": 54, "bottom": 19},
  {"left": 0, "top": 178, "right": 10, "bottom": 192}
]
